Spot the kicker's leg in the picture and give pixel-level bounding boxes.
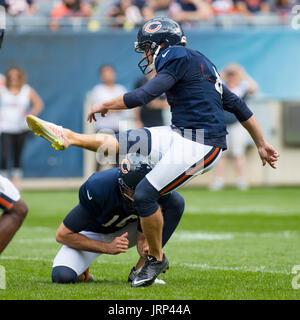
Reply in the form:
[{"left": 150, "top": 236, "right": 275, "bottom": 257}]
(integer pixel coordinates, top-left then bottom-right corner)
[{"left": 63, "top": 129, "right": 119, "bottom": 153}]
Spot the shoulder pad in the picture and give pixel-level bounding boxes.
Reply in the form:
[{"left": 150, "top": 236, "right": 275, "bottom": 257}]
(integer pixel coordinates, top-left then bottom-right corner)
[{"left": 155, "top": 46, "right": 188, "bottom": 72}]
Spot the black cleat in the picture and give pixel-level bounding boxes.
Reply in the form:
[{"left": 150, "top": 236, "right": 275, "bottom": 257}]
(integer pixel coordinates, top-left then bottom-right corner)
[
  {"left": 131, "top": 254, "right": 169, "bottom": 287},
  {"left": 128, "top": 267, "right": 141, "bottom": 283}
]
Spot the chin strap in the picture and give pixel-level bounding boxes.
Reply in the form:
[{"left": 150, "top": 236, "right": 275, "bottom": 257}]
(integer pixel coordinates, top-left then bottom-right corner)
[{"left": 148, "top": 45, "right": 162, "bottom": 73}]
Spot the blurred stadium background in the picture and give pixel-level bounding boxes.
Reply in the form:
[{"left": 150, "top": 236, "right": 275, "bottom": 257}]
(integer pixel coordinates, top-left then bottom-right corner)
[{"left": 0, "top": 0, "right": 299, "bottom": 189}]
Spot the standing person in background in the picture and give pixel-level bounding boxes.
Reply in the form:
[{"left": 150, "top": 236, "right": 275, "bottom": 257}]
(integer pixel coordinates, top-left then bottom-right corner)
[
  {"left": 133, "top": 72, "right": 169, "bottom": 129},
  {"left": 90, "top": 64, "right": 127, "bottom": 170},
  {"left": 0, "top": 67, "right": 44, "bottom": 189},
  {"left": 210, "top": 63, "right": 258, "bottom": 191}
]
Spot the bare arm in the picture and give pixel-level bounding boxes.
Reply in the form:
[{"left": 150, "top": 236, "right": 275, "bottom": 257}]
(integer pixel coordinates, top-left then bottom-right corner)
[
  {"left": 28, "top": 88, "right": 44, "bottom": 116},
  {"left": 87, "top": 95, "right": 126, "bottom": 123},
  {"left": 56, "top": 223, "right": 129, "bottom": 254},
  {"left": 241, "top": 114, "right": 279, "bottom": 169}
]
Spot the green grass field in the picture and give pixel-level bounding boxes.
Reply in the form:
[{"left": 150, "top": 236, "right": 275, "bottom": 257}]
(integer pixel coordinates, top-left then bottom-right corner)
[{"left": 1, "top": 187, "right": 300, "bottom": 300}]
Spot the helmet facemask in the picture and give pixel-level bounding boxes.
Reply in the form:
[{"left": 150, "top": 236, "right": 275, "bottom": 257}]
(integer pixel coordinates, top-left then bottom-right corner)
[
  {"left": 135, "top": 41, "right": 161, "bottom": 75},
  {"left": 118, "top": 177, "right": 135, "bottom": 203}
]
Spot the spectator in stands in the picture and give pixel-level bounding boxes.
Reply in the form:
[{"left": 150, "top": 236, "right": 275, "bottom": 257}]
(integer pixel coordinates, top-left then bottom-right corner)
[
  {"left": 210, "top": 0, "right": 237, "bottom": 15},
  {"left": 50, "top": 0, "right": 92, "bottom": 30},
  {"left": 132, "top": 0, "right": 154, "bottom": 19},
  {"left": 0, "top": 0, "right": 36, "bottom": 16},
  {"left": 210, "top": 63, "right": 258, "bottom": 191},
  {"left": 89, "top": 64, "right": 127, "bottom": 169},
  {"left": 133, "top": 72, "right": 169, "bottom": 129},
  {"left": 148, "top": 0, "right": 173, "bottom": 11},
  {"left": 274, "top": 0, "right": 292, "bottom": 18},
  {"left": 234, "top": 0, "right": 270, "bottom": 15},
  {"left": 51, "top": 0, "right": 92, "bottom": 18},
  {"left": 0, "top": 67, "right": 44, "bottom": 189},
  {"left": 109, "top": 0, "right": 153, "bottom": 28},
  {"left": 168, "top": 0, "right": 213, "bottom": 22}
]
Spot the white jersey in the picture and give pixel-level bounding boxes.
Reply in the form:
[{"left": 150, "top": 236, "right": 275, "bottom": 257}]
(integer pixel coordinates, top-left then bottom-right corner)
[
  {"left": 0, "top": 175, "right": 20, "bottom": 211},
  {"left": 0, "top": 84, "right": 31, "bottom": 134},
  {"left": 90, "top": 84, "right": 127, "bottom": 132}
]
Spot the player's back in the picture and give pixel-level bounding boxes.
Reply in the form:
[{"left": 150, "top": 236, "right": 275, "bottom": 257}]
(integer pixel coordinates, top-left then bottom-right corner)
[{"left": 155, "top": 46, "right": 227, "bottom": 139}]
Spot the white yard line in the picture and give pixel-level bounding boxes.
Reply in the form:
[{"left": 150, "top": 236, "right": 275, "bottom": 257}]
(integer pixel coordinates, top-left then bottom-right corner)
[
  {"left": 0, "top": 256, "right": 52, "bottom": 262},
  {"left": 15, "top": 238, "right": 55, "bottom": 243},
  {"left": 181, "top": 263, "right": 290, "bottom": 275},
  {"left": 0, "top": 256, "right": 291, "bottom": 275},
  {"left": 9, "top": 230, "right": 299, "bottom": 245},
  {"left": 173, "top": 230, "right": 298, "bottom": 241}
]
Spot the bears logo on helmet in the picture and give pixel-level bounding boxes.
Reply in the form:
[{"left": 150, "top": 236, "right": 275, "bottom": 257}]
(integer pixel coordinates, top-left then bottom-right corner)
[
  {"left": 144, "top": 21, "right": 162, "bottom": 34},
  {"left": 120, "top": 159, "right": 130, "bottom": 174}
]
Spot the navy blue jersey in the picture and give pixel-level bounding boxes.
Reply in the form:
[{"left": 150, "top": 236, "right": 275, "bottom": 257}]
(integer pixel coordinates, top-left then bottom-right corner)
[
  {"left": 155, "top": 46, "right": 227, "bottom": 138},
  {"left": 63, "top": 168, "right": 177, "bottom": 235},
  {"left": 124, "top": 46, "right": 253, "bottom": 150}
]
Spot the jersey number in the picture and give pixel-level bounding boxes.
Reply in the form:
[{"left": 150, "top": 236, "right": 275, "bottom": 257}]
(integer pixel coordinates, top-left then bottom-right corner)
[
  {"left": 102, "top": 214, "right": 138, "bottom": 228},
  {"left": 213, "top": 67, "right": 223, "bottom": 96}
]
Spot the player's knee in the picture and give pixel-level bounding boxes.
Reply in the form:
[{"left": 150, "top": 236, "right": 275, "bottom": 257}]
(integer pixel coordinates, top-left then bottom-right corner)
[
  {"left": 134, "top": 178, "right": 160, "bottom": 218},
  {"left": 52, "top": 266, "right": 78, "bottom": 284}
]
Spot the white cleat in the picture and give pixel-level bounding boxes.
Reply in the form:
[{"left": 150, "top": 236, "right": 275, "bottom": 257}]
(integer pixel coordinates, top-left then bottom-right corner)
[{"left": 26, "top": 115, "right": 70, "bottom": 151}]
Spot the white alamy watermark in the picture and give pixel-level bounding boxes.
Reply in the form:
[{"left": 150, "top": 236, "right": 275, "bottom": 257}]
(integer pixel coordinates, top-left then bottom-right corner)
[
  {"left": 0, "top": 265, "right": 6, "bottom": 290},
  {"left": 291, "top": 265, "right": 300, "bottom": 289},
  {"left": 95, "top": 120, "right": 207, "bottom": 175},
  {"left": 291, "top": 5, "right": 300, "bottom": 30}
]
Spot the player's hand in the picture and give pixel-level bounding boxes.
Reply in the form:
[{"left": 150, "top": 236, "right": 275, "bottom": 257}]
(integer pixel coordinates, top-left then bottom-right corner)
[
  {"left": 87, "top": 103, "right": 109, "bottom": 123},
  {"left": 107, "top": 232, "right": 129, "bottom": 255},
  {"left": 257, "top": 142, "right": 280, "bottom": 169}
]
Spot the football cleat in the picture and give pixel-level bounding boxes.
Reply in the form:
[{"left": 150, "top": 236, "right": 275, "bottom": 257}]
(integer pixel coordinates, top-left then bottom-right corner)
[
  {"left": 26, "top": 115, "right": 69, "bottom": 151},
  {"left": 128, "top": 266, "right": 166, "bottom": 285},
  {"left": 78, "top": 268, "right": 94, "bottom": 282},
  {"left": 131, "top": 254, "right": 169, "bottom": 287},
  {"left": 128, "top": 266, "right": 142, "bottom": 282}
]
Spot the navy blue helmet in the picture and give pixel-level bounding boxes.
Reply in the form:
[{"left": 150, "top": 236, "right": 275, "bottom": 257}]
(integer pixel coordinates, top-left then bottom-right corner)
[
  {"left": 135, "top": 17, "right": 186, "bottom": 74},
  {"left": 118, "top": 153, "right": 152, "bottom": 201}
]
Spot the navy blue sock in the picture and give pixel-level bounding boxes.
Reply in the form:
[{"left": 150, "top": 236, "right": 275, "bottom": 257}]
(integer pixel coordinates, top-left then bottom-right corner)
[
  {"left": 161, "top": 191, "right": 185, "bottom": 247},
  {"left": 134, "top": 177, "right": 161, "bottom": 217}
]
